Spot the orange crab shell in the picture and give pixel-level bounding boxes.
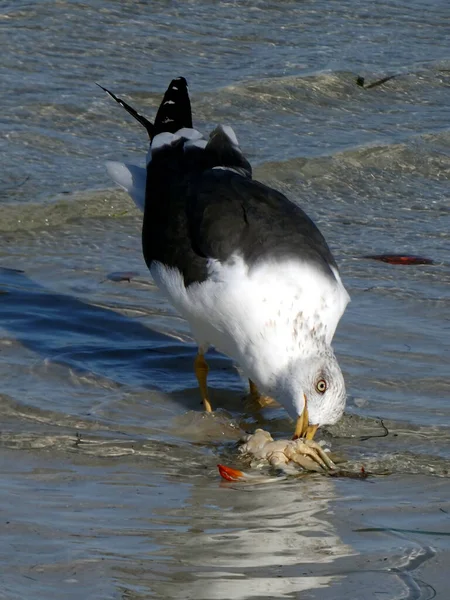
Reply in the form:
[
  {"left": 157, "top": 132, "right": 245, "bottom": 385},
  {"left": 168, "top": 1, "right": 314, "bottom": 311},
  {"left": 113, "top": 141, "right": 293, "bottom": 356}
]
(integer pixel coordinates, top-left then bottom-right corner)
[{"left": 217, "top": 464, "right": 245, "bottom": 481}]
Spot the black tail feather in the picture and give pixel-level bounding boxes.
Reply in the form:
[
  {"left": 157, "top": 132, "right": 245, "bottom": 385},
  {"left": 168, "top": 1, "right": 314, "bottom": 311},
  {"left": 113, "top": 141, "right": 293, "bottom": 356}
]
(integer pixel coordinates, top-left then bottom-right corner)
[
  {"left": 153, "top": 77, "right": 192, "bottom": 136},
  {"left": 97, "top": 83, "right": 155, "bottom": 140}
]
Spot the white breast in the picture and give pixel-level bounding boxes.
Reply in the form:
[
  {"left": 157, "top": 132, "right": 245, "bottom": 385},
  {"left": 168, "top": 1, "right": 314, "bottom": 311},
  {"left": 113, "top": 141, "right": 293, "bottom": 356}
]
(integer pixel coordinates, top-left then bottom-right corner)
[{"left": 150, "top": 255, "right": 349, "bottom": 385}]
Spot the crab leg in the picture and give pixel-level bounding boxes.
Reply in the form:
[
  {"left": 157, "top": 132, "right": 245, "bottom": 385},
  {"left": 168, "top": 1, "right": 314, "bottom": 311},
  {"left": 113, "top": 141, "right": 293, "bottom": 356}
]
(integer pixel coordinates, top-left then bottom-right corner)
[{"left": 285, "top": 439, "right": 336, "bottom": 470}]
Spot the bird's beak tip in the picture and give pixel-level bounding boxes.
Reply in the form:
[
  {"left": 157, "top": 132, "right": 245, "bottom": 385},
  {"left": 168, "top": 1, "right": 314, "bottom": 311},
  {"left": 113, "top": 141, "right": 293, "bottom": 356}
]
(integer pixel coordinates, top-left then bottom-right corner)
[
  {"left": 293, "top": 396, "right": 319, "bottom": 440},
  {"left": 305, "top": 423, "right": 319, "bottom": 440}
]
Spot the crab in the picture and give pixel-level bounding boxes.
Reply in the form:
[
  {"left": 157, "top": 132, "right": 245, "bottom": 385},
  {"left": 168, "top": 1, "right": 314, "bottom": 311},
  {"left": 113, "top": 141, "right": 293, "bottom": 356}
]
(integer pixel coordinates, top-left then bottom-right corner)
[
  {"left": 239, "top": 428, "right": 336, "bottom": 471},
  {"left": 218, "top": 428, "right": 338, "bottom": 482}
]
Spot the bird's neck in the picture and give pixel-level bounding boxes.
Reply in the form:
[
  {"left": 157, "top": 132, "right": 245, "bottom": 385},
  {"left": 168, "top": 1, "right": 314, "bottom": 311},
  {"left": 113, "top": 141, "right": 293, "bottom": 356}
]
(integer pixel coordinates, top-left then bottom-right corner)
[{"left": 239, "top": 334, "right": 323, "bottom": 395}]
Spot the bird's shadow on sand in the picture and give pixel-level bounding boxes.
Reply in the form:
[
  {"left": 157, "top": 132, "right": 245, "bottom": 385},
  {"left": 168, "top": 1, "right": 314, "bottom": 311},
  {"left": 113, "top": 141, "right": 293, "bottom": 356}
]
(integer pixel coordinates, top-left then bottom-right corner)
[{"left": 0, "top": 267, "right": 251, "bottom": 419}]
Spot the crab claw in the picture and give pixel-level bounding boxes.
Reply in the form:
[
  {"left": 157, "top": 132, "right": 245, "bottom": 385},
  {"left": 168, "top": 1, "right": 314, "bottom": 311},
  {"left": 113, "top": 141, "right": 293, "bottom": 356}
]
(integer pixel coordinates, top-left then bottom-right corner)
[{"left": 217, "top": 464, "right": 245, "bottom": 481}]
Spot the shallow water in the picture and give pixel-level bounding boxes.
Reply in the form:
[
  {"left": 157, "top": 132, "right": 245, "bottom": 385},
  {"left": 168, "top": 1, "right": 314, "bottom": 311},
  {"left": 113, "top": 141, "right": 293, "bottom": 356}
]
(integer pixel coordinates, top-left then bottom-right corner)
[{"left": 1, "top": 0, "right": 450, "bottom": 598}]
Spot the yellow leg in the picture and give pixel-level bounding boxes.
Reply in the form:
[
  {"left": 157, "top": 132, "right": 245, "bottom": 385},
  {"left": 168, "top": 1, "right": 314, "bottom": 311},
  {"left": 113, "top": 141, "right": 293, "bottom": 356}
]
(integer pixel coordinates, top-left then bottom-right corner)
[
  {"left": 194, "top": 352, "right": 212, "bottom": 412},
  {"left": 248, "top": 379, "right": 278, "bottom": 408}
]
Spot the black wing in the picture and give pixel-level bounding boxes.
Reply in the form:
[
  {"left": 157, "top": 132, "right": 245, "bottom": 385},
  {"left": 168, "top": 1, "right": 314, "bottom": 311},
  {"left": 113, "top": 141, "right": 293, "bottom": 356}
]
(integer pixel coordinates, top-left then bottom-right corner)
[{"left": 187, "top": 169, "right": 338, "bottom": 280}]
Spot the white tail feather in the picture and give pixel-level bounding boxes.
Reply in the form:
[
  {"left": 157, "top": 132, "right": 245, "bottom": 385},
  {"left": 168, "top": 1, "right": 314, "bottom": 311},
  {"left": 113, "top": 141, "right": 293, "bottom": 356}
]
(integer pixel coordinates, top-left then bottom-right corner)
[{"left": 106, "top": 161, "right": 146, "bottom": 211}]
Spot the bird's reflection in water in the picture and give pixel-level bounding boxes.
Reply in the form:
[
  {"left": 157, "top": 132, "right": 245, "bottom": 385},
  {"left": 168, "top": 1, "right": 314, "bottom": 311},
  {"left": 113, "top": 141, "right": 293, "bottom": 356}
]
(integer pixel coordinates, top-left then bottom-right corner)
[{"left": 146, "top": 475, "right": 354, "bottom": 600}]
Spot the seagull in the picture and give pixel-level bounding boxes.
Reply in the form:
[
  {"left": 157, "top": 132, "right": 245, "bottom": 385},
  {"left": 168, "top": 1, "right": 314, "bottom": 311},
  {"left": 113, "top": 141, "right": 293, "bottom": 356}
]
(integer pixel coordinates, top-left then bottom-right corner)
[{"left": 100, "top": 77, "right": 350, "bottom": 441}]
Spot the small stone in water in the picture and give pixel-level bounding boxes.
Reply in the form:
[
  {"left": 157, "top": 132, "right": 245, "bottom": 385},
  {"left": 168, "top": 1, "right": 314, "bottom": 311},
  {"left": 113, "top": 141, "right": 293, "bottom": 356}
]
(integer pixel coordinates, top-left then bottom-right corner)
[
  {"left": 107, "top": 271, "right": 139, "bottom": 282},
  {"left": 354, "top": 398, "right": 368, "bottom": 408}
]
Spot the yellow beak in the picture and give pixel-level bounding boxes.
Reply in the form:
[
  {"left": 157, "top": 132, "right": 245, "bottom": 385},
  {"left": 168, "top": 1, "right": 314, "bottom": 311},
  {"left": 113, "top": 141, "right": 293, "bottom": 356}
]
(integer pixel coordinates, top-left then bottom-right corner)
[{"left": 293, "top": 395, "right": 319, "bottom": 440}]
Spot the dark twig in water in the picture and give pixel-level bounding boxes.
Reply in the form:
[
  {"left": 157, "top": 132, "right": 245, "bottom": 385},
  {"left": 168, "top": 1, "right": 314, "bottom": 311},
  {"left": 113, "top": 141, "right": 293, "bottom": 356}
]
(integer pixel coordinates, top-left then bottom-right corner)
[
  {"left": 356, "top": 74, "right": 399, "bottom": 89},
  {"left": 360, "top": 418, "right": 389, "bottom": 441},
  {"left": 415, "top": 579, "right": 437, "bottom": 600},
  {"left": 13, "top": 175, "right": 30, "bottom": 188}
]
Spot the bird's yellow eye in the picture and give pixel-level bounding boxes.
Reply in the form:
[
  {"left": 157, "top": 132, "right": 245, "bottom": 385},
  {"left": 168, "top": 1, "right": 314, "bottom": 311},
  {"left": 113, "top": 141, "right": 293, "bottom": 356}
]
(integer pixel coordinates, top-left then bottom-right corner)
[{"left": 316, "top": 379, "right": 327, "bottom": 393}]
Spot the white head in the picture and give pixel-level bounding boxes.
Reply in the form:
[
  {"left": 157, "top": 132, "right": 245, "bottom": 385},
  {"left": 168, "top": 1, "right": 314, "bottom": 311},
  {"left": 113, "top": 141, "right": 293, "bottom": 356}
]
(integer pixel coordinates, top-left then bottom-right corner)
[{"left": 267, "top": 348, "right": 346, "bottom": 433}]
